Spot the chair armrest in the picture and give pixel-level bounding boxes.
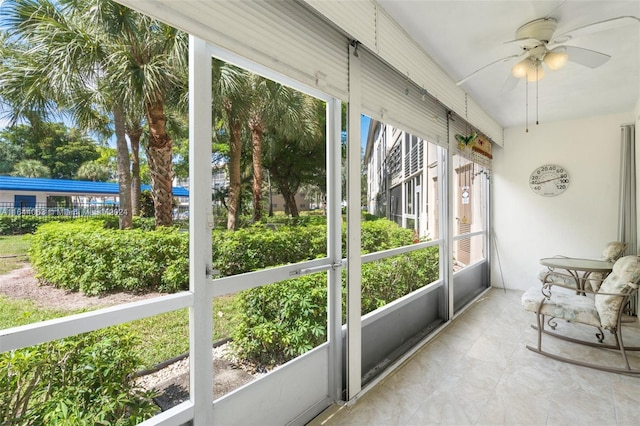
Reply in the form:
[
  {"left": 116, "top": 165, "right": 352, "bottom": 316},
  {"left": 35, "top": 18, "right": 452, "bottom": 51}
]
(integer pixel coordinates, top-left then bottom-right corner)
[{"left": 540, "top": 271, "right": 599, "bottom": 295}]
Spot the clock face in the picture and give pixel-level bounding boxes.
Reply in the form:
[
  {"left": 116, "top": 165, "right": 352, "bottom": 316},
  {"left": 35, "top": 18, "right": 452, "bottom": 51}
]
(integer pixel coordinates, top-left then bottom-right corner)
[{"left": 529, "top": 164, "right": 570, "bottom": 196}]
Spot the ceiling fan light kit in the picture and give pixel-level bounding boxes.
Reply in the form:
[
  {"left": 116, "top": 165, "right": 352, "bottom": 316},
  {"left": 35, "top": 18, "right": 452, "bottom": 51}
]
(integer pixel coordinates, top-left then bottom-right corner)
[
  {"left": 509, "top": 21, "right": 570, "bottom": 81},
  {"left": 511, "top": 59, "right": 546, "bottom": 82},
  {"left": 543, "top": 49, "right": 569, "bottom": 70}
]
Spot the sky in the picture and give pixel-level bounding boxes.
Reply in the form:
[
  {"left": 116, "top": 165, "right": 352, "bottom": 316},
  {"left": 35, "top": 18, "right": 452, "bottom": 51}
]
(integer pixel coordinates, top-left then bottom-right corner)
[{"left": 361, "top": 115, "right": 370, "bottom": 150}]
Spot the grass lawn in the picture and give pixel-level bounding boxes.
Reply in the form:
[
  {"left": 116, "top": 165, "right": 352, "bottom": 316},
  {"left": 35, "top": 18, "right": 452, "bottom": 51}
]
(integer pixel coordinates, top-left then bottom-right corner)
[
  {"left": 0, "top": 234, "right": 240, "bottom": 367},
  {"left": 0, "top": 234, "right": 31, "bottom": 274},
  {"left": 0, "top": 295, "right": 239, "bottom": 368}
]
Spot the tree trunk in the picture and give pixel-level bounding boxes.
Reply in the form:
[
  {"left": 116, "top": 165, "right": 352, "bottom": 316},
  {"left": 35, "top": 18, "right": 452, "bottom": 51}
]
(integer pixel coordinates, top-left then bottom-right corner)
[
  {"left": 285, "top": 192, "right": 299, "bottom": 217},
  {"left": 226, "top": 118, "right": 242, "bottom": 230},
  {"left": 279, "top": 188, "right": 299, "bottom": 217},
  {"left": 145, "top": 99, "right": 174, "bottom": 227},
  {"left": 113, "top": 106, "right": 132, "bottom": 229},
  {"left": 249, "top": 115, "right": 264, "bottom": 223},
  {"left": 127, "top": 126, "right": 142, "bottom": 216}
]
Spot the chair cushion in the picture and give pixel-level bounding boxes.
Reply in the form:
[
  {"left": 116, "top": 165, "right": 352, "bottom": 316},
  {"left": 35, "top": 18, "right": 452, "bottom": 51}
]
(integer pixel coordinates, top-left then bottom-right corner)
[
  {"left": 595, "top": 255, "right": 640, "bottom": 329},
  {"left": 601, "top": 241, "right": 627, "bottom": 261},
  {"left": 522, "top": 287, "right": 601, "bottom": 328},
  {"left": 537, "top": 268, "right": 577, "bottom": 288},
  {"left": 588, "top": 271, "right": 605, "bottom": 292}
]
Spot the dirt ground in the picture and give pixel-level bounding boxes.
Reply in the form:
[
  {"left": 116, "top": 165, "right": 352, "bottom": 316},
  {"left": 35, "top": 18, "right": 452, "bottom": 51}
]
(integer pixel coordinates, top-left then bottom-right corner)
[{"left": 0, "top": 264, "right": 256, "bottom": 411}]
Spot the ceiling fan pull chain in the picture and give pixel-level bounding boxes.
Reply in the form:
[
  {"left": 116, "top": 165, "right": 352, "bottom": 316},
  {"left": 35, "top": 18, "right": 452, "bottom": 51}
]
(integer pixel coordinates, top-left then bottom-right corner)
[
  {"left": 525, "top": 78, "right": 529, "bottom": 133},
  {"left": 536, "top": 66, "right": 540, "bottom": 126}
]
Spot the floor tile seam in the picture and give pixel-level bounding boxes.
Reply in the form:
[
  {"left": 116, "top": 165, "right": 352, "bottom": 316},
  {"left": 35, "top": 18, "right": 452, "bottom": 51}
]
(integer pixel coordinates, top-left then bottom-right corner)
[{"left": 467, "top": 358, "right": 509, "bottom": 426}]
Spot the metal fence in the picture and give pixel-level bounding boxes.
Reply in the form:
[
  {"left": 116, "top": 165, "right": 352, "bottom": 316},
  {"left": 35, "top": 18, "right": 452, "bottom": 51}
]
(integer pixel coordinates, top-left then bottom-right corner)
[
  {"left": 0, "top": 202, "right": 125, "bottom": 218},
  {"left": 0, "top": 202, "right": 189, "bottom": 219}
]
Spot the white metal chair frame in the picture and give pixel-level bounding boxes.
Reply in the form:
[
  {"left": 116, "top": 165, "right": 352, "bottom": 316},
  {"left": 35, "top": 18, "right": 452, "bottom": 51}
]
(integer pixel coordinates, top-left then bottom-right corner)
[{"left": 524, "top": 257, "right": 640, "bottom": 375}]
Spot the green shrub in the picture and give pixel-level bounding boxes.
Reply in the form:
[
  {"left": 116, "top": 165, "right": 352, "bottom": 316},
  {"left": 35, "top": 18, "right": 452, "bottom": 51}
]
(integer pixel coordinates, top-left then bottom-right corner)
[
  {"left": 100, "top": 216, "right": 156, "bottom": 230},
  {"left": 0, "top": 326, "right": 157, "bottom": 425},
  {"left": 0, "top": 215, "right": 76, "bottom": 235},
  {"left": 232, "top": 245, "right": 439, "bottom": 368},
  {"left": 359, "top": 219, "right": 414, "bottom": 254},
  {"left": 231, "top": 273, "right": 328, "bottom": 367},
  {"left": 212, "top": 224, "right": 326, "bottom": 276},
  {"left": 139, "top": 190, "right": 155, "bottom": 218},
  {"left": 361, "top": 246, "right": 439, "bottom": 313},
  {"left": 258, "top": 215, "right": 327, "bottom": 227},
  {"left": 29, "top": 221, "right": 189, "bottom": 295}
]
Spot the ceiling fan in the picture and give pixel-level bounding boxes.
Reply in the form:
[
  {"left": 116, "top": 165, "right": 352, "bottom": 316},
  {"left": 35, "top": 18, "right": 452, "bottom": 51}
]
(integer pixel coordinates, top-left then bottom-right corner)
[{"left": 456, "top": 15, "right": 640, "bottom": 87}]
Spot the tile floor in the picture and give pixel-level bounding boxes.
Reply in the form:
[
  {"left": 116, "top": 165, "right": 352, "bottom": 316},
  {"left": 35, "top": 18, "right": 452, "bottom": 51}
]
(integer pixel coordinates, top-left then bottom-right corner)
[{"left": 309, "top": 287, "right": 640, "bottom": 425}]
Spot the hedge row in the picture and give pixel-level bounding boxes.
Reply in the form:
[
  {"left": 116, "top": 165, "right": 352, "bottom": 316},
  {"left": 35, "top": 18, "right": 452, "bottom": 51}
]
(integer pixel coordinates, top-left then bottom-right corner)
[
  {"left": 29, "top": 221, "right": 189, "bottom": 295},
  {"left": 0, "top": 215, "right": 161, "bottom": 236},
  {"left": 29, "top": 219, "right": 414, "bottom": 295}
]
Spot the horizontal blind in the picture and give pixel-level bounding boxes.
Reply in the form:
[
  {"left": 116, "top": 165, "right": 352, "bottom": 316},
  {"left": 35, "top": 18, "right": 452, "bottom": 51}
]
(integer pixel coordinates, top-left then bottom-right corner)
[
  {"left": 360, "top": 47, "right": 449, "bottom": 148},
  {"left": 305, "top": 0, "right": 378, "bottom": 49},
  {"left": 116, "top": 0, "right": 349, "bottom": 101}
]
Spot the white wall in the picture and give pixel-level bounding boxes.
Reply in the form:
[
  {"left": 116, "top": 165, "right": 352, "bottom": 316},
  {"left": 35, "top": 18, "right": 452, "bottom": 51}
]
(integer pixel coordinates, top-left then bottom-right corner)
[
  {"left": 491, "top": 112, "right": 633, "bottom": 291},
  {"left": 635, "top": 99, "right": 640, "bottom": 254},
  {"left": 0, "top": 191, "right": 46, "bottom": 205}
]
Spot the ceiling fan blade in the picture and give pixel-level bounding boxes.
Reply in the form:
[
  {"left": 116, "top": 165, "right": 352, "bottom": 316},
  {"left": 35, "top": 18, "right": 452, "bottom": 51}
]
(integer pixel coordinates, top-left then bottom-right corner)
[
  {"left": 501, "top": 74, "right": 519, "bottom": 93},
  {"left": 503, "top": 37, "right": 540, "bottom": 45},
  {"left": 456, "top": 54, "right": 521, "bottom": 86},
  {"left": 560, "top": 45, "right": 611, "bottom": 68},
  {"left": 551, "top": 16, "right": 640, "bottom": 44}
]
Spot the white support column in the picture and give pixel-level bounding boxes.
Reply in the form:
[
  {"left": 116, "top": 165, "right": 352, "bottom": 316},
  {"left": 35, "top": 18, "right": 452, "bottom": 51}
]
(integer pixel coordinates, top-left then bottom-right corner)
[
  {"left": 443, "top": 146, "right": 454, "bottom": 320},
  {"left": 484, "top": 169, "right": 491, "bottom": 286},
  {"left": 188, "top": 35, "right": 214, "bottom": 424},
  {"left": 327, "top": 97, "right": 343, "bottom": 402},
  {"left": 347, "top": 43, "right": 362, "bottom": 400}
]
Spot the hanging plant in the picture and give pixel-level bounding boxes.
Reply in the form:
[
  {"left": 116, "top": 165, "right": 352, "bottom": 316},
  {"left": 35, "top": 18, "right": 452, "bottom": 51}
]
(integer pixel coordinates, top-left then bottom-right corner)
[{"left": 455, "top": 132, "right": 478, "bottom": 150}]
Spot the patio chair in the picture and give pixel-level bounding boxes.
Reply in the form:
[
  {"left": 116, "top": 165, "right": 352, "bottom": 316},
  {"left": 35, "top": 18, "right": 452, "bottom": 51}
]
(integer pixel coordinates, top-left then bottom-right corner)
[
  {"left": 522, "top": 255, "right": 640, "bottom": 374},
  {"left": 537, "top": 241, "right": 627, "bottom": 291}
]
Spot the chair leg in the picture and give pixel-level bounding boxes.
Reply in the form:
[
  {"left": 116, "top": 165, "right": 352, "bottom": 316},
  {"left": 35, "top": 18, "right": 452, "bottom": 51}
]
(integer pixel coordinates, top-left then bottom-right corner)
[
  {"left": 535, "top": 312, "right": 544, "bottom": 351},
  {"left": 615, "top": 328, "right": 632, "bottom": 371},
  {"left": 526, "top": 318, "right": 640, "bottom": 374}
]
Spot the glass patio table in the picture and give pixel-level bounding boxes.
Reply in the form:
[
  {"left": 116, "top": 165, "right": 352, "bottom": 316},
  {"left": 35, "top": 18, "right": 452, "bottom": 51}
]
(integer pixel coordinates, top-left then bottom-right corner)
[{"left": 539, "top": 257, "right": 614, "bottom": 293}]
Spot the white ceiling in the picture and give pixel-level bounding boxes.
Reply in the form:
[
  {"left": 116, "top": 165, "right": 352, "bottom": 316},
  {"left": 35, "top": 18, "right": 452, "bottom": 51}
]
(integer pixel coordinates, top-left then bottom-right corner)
[{"left": 377, "top": 0, "right": 640, "bottom": 129}]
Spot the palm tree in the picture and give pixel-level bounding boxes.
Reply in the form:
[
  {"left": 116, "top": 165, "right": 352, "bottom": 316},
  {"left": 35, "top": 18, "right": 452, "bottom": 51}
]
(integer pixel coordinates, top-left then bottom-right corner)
[
  {"left": 77, "top": 161, "right": 111, "bottom": 181},
  {"left": 106, "top": 8, "right": 188, "bottom": 226},
  {"left": 1, "top": 0, "right": 134, "bottom": 228},
  {"left": 212, "top": 59, "right": 249, "bottom": 230},
  {"left": 1, "top": 0, "right": 188, "bottom": 228},
  {"left": 11, "top": 159, "right": 51, "bottom": 178},
  {"left": 263, "top": 93, "right": 325, "bottom": 216},
  {"left": 247, "top": 77, "right": 320, "bottom": 222},
  {"left": 125, "top": 119, "right": 144, "bottom": 216}
]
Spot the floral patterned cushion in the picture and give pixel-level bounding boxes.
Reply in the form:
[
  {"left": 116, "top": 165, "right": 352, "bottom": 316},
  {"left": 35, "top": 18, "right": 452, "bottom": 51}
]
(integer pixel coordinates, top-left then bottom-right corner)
[
  {"left": 588, "top": 271, "right": 605, "bottom": 292},
  {"left": 601, "top": 241, "right": 627, "bottom": 261},
  {"left": 521, "top": 287, "right": 601, "bottom": 328},
  {"left": 594, "top": 256, "right": 640, "bottom": 329},
  {"left": 536, "top": 268, "right": 577, "bottom": 288}
]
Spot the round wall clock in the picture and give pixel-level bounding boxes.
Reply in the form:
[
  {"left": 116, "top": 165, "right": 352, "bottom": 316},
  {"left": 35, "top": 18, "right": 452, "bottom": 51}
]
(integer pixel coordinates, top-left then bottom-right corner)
[{"left": 529, "top": 164, "right": 570, "bottom": 197}]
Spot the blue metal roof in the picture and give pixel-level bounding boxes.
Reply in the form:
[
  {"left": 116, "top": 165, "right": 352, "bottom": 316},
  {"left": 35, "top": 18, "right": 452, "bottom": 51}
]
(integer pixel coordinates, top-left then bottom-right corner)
[{"left": 0, "top": 176, "right": 189, "bottom": 197}]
